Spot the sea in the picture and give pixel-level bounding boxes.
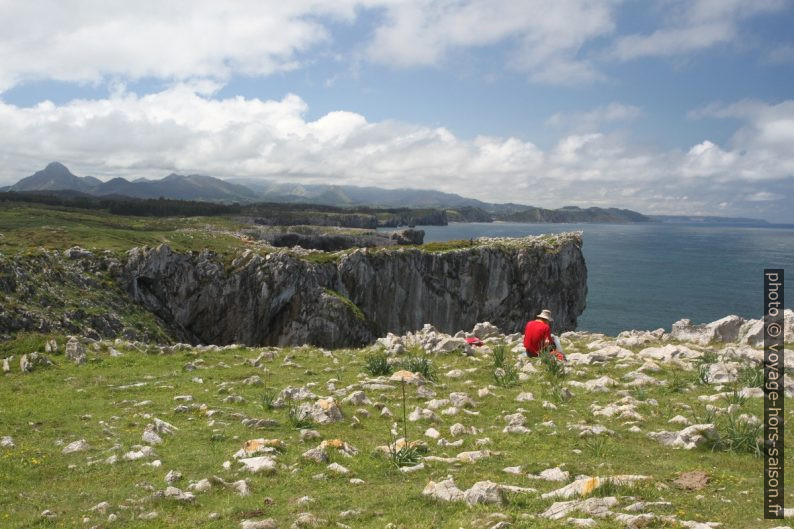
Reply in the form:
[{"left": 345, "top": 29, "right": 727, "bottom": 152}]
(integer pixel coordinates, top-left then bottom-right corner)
[{"left": 405, "top": 222, "right": 794, "bottom": 336}]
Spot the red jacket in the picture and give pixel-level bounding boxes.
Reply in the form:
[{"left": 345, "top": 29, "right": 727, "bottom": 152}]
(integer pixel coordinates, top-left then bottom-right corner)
[{"left": 523, "top": 319, "right": 551, "bottom": 355}]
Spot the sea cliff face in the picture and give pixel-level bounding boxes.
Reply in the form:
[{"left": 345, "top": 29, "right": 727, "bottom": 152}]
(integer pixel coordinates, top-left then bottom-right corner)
[{"left": 121, "top": 233, "right": 587, "bottom": 348}]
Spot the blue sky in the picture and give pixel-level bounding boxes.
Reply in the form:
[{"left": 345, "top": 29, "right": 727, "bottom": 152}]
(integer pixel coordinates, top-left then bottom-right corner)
[{"left": 0, "top": 1, "right": 792, "bottom": 221}]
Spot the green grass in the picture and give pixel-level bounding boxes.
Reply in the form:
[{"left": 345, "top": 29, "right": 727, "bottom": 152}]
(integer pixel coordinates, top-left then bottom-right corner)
[
  {"left": 0, "top": 338, "right": 789, "bottom": 529},
  {"left": 0, "top": 203, "right": 247, "bottom": 256}
]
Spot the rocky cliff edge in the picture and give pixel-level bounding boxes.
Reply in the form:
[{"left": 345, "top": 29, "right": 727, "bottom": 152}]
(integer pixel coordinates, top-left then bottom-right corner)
[{"left": 121, "top": 233, "right": 587, "bottom": 348}]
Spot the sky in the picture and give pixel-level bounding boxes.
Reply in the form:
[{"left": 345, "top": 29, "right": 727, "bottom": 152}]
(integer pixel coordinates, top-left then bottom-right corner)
[{"left": 0, "top": 1, "right": 792, "bottom": 221}]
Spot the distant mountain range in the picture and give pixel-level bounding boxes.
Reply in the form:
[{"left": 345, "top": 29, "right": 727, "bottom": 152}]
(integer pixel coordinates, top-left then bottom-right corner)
[
  {"left": 3, "top": 162, "right": 254, "bottom": 202},
  {"left": 1, "top": 162, "right": 766, "bottom": 225}
]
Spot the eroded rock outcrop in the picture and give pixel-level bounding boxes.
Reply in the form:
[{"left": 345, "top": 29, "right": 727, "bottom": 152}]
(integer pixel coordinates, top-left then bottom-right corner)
[{"left": 121, "top": 233, "right": 587, "bottom": 348}]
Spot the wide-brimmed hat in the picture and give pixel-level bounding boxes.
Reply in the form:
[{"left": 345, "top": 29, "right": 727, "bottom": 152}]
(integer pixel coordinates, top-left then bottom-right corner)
[{"left": 536, "top": 309, "right": 554, "bottom": 321}]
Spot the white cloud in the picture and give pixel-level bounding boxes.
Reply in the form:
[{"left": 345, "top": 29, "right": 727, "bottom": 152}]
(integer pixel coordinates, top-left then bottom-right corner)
[
  {"left": 367, "top": 0, "right": 620, "bottom": 84},
  {"left": 0, "top": 1, "right": 365, "bottom": 91},
  {"left": 610, "top": 0, "right": 787, "bottom": 61},
  {"left": 0, "top": 87, "right": 791, "bottom": 220},
  {"left": 0, "top": 1, "right": 625, "bottom": 91}
]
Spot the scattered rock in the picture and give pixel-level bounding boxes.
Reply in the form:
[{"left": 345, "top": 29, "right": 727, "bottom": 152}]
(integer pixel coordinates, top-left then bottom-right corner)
[
  {"left": 241, "top": 519, "right": 278, "bottom": 529},
  {"left": 422, "top": 478, "right": 465, "bottom": 502},
  {"left": 298, "top": 398, "right": 343, "bottom": 424},
  {"left": 542, "top": 475, "right": 648, "bottom": 499},
  {"left": 541, "top": 497, "right": 618, "bottom": 520},
  {"left": 463, "top": 481, "right": 505, "bottom": 505},
  {"left": 20, "top": 352, "right": 52, "bottom": 373},
  {"left": 648, "top": 424, "right": 718, "bottom": 450},
  {"left": 62, "top": 439, "right": 90, "bottom": 454},
  {"left": 238, "top": 456, "right": 277, "bottom": 474},
  {"left": 65, "top": 337, "right": 87, "bottom": 365},
  {"left": 163, "top": 486, "right": 195, "bottom": 503}
]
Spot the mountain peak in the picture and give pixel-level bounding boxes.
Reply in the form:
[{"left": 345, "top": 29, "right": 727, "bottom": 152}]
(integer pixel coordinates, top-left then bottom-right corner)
[{"left": 43, "top": 161, "right": 73, "bottom": 175}]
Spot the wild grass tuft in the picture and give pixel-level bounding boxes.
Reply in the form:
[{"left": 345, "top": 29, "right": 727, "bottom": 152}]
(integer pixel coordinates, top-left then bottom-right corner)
[
  {"left": 493, "top": 365, "right": 519, "bottom": 387},
  {"left": 711, "top": 412, "right": 763, "bottom": 457},
  {"left": 286, "top": 396, "right": 314, "bottom": 429},
  {"left": 399, "top": 347, "right": 436, "bottom": 381},
  {"left": 491, "top": 342, "right": 509, "bottom": 369},
  {"left": 696, "top": 363, "right": 711, "bottom": 386},
  {"left": 723, "top": 387, "right": 747, "bottom": 407},
  {"left": 584, "top": 435, "right": 611, "bottom": 459},
  {"left": 736, "top": 364, "right": 764, "bottom": 389},
  {"left": 260, "top": 388, "right": 278, "bottom": 410},
  {"left": 664, "top": 371, "right": 690, "bottom": 394},
  {"left": 539, "top": 346, "right": 566, "bottom": 381},
  {"left": 365, "top": 350, "right": 393, "bottom": 377}
]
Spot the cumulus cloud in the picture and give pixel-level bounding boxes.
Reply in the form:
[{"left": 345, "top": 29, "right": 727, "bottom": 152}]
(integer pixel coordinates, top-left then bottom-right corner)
[
  {"left": 0, "top": 88, "right": 791, "bottom": 220},
  {"left": 610, "top": 0, "right": 787, "bottom": 61},
  {"left": 0, "top": 1, "right": 786, "bottom": 90},
  {"left": 0, "top": 0, "right": 363, "bottom": 91},
  {"left": 0, "top": 0, "right": 625, "bottom": 90}
]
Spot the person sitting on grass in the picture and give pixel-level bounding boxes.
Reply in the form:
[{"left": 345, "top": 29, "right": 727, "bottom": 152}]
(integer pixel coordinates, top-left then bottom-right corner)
[{"left": 523, "top": 309, "right": 566, "bottom": 361}]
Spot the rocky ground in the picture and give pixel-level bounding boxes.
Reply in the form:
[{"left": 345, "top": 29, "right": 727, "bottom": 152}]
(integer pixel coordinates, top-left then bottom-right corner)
[{"left": 1, "top": 312, "right": 793, "bottom": 529}]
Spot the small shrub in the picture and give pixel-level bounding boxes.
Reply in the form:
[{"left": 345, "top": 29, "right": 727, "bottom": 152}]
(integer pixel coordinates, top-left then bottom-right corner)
[{"left": 365, "top": 350, "right": 393, "bottom": 377}]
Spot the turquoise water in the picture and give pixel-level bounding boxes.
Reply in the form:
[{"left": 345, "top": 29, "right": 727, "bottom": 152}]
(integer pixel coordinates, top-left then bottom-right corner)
[{"left": 413, "top": 222, "right": 793, "bottom": 336}]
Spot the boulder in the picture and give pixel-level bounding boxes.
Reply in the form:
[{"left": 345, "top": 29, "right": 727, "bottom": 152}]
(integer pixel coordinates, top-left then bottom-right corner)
[
  {"left": 238, "top": 456, "right": 277, "bottom": 474},
  {"left": 648, "top": 424, "right": 719, "bottom": 450},
  {"left": 422, "top": 478, "right": 465, "bottom": 502},
  {"left": 62, "top": 439, "right": 90, "bottom": 454},
  {"left": 20, "top": 352, "right": 51, "bottom": 373},
  {"left": 542, "top": 475, "right": 648, "bottom": 499},
  {"left": 472, "top": 322, "right": 502, "bottom": 340},
  {"left": 670, "top": 315, "right": 745, "bottom": 345},
  {"left": 541, "top": 497, "right": 618, "bottom": 520},
  {"left": 639, "top": 344, "right": 702, "bottom": 363},
  {"left": 163, "top": 486, "right": 194, "bottom": 503},
  {"left": 297, "top": 398, "right": 343, "bottom": 424},
  {"left": 65, "top": 337, "right": 86, "bottom": 365},
  {"left": 240, "top": 520, "right": 278, "bottom": 529},
  {"left": 463, "top": 481, "right": 505, "bottom": 505}
]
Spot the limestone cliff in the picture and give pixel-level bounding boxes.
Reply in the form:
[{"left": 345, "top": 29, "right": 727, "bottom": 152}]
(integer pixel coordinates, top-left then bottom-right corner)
[{"left": 121, "top": 233, "right": 587, "bottom": 347}]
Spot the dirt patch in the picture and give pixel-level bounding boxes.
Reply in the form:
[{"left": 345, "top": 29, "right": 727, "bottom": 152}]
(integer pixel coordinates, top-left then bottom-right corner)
[{"left": 673, "top": 470, "right": 709, "bottom": 490}]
